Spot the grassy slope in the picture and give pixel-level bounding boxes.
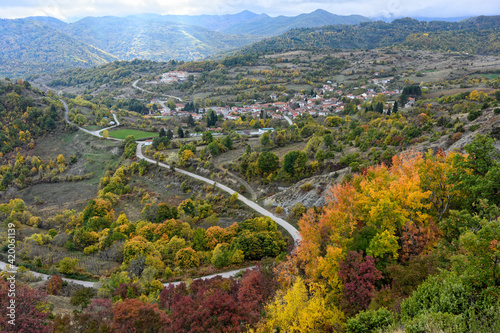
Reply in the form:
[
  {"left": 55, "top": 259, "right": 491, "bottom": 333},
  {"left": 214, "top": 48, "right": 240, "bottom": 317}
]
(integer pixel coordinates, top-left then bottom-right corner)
[{"left": 109, "top": 129, "right": 159, "bottom": 140}]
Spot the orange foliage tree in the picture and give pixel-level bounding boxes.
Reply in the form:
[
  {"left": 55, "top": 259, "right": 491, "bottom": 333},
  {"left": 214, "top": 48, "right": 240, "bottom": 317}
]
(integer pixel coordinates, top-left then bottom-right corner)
[{"left": 296, "top": 150, "right": 458, "bottom": 297}]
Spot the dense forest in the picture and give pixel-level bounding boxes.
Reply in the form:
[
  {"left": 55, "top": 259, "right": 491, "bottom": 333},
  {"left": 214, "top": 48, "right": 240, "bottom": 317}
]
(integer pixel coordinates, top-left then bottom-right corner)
[{"left": 243, "top": 16, "right": 500, "bottom": 55}]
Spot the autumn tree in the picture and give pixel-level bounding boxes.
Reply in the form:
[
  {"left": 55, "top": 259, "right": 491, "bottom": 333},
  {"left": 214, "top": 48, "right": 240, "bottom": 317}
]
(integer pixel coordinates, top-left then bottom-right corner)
[
  {"left": 0, "top": 280, "right": 52, "bottom": 332},
  {"left": 260, "top": 277, "right": 345, "bottom": 332},
  {"left": 338, "top": 251, "right": 383, "bottom": 316},
  {"left": 112, "top": 298, "right": 167, "bottom": 333},
  {"left": 47, "top": 275, "right": 63, "bottom": 295}
]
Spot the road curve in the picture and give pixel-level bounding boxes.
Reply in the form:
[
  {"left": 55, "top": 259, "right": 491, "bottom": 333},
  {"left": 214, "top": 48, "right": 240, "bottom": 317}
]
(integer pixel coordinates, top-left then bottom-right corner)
[
  {"left": 61, "top": 99, "right": 120, "bottom": 138},
  {"left": 0, "top": 261, "right": 96, "bottom": 288},
  {"left": 0, "top": 99, "right": 300, "bottom": 288},
  {"left": 0, "top": 261, "right": 256, "bottom": 288},
  {"left": 132, "top": 79, "right": 183, "bottom": 102},
  {"left": 283, "top": 115, "right": 293, "bottom": 126},
  {"left": 136, "top": 143, "right": 301, "bottom": 243}
]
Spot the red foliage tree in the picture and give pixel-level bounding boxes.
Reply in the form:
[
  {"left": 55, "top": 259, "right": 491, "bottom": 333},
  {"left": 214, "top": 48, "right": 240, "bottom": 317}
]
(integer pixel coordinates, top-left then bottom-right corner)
[
  {"left": 0, "top": 280, "right": 52, "bottom": 332},
  {"left": 158, "top": 271, "right": 278, "bottom": 333},
  {"left": 54, "top": 298, "right": 113, "bottom": 332},
  {"left": 46, "top": 275, "right": 63, "bottom": 295},
  {"left": 112, "top": 298, "right": 167, "bottom": 333},
  {"left": 237, "top": 267, "right": 278, "bottom": 318},
  {"left": 113, "top": 283, "right": 140, "bottom": 301},
  {"left": 338, "top": 251, "right": 383, "bottom": 316}
]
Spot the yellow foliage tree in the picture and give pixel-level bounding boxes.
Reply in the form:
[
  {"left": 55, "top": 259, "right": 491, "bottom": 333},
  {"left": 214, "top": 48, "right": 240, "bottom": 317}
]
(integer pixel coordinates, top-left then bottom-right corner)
[{"left": 260, "top": 277, "right": 345, "bottom": 333}]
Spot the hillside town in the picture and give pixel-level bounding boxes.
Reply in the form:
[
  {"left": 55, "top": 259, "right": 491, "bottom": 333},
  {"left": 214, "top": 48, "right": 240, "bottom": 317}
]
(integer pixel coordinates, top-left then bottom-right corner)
[{"left": 148, "top": 76, "right": 414, "bottom": 122}]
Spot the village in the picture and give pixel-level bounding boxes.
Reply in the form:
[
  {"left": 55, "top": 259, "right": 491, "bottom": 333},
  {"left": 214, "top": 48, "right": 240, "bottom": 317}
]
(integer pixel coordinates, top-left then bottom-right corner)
[{"left": 145, "top": 74, "right": 415, "bottom": 125}]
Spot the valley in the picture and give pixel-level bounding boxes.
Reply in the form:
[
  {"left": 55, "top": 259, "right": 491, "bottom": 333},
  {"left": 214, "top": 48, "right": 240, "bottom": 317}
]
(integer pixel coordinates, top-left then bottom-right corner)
[{"left": 0, "top": 9, "right": 500, "bottom": 333}]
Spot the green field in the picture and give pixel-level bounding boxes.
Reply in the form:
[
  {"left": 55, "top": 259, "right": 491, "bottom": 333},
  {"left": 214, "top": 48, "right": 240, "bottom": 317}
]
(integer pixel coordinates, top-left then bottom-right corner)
[
  {"left": 109, "top": 129, "right": 159, "bottom": 140},
  {"left": 477, "top": 73, "right": 500, "bottom": 79}
]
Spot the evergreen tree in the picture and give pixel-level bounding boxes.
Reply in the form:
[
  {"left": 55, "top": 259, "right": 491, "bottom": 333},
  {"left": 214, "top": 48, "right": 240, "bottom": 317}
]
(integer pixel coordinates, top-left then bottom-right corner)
[
  {"left": 166, "top": 129, "right": 174, "bottom": 140},
  {"left": 187, "top": 114, "right": 195, "bottom": 127},
  {"left": 159, "top": 128, "right": 166, "bottom": 137},
  {"left": 177, "top": 127, "right": 185, "bottom": 138}
]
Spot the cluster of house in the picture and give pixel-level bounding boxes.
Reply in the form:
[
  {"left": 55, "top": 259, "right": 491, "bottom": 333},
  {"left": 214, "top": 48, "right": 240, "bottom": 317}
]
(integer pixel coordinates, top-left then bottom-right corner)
[
  {"left": 148, "top": 76, "right": 412, "bottom": 121},
  {"left": 159, "top": 71, "right": 193, "bottom": 84}
]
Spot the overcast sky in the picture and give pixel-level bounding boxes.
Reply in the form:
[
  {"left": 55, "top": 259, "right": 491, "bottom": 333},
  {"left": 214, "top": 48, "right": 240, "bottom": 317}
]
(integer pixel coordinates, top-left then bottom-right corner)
[{"left": 0, "top": 0, "right": 499, "bottom": 22}]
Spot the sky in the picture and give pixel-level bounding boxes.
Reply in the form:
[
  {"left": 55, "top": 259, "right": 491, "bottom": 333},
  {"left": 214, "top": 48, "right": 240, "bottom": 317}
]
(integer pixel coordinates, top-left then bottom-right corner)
[{"left": 0, "top": 0, "right": 499, "bottom": 22}]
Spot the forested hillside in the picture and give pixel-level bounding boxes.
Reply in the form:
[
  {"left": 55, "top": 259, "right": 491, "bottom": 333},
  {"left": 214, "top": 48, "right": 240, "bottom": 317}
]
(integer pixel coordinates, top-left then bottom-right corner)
[
  {"left": 0, "top": 19, "right": 117, "bottom": 77},
  {"left": 61, "top": 16, "right": 261, "bottom": 62},
  {"left": 243, "top": 16, "right": 500, "bottom": 54}
]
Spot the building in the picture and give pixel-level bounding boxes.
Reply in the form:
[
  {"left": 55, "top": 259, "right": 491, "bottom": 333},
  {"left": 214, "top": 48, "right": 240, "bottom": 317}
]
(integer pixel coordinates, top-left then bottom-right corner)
[{"left": 258, "top": 128, "right": 274, "bottom": 133}]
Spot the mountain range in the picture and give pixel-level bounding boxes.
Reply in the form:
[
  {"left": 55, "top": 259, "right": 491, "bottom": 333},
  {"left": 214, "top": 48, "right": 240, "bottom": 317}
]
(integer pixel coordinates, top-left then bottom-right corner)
[{"left": 0, "top": 10, "right": 371, "bottom": 78}]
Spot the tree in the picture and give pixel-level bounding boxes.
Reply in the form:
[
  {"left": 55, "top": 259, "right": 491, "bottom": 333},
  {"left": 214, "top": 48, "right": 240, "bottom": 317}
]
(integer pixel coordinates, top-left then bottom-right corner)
[
  {"left": 102, "top": 130, "right": 110, "bottom": 138},
  {"left": 47, "top": 275, "right": 63, "bottom": 295},
  {"left": 177, "top": 127, "right": 184, "bottom": 138},
  {"left": 315, "top": 149, "right": 326, "bottom": 163},
  {"left": 59, "top": 257, "right": 79, "bottom": 275},
  {"left": 223, "top": 135, "right": 233, "bottom": 150},
  {"left": 166, "top": 129, "right": 174, "bottom": 140},
  {"left": 159, "top": 128, "right": 166, "bottom": 137},
  {"left": 258, "top": 151, "right": 279, "bottom": 175},
  {"left": 175, "top": 247, "right": 200, "bottom": 268},
  {"left": 71, "top": 287, "right": 96, "bottom": 309},
  {"left": 187, "top": 114, "right": 195, "bottom": 127},
  {"left": 161, "top": 277, "right": 258, "bottom": 333},
  {"left": 392, "top": 101, "right": 398, "bottom": 113},
  {"left": 0, "top": 280, "right": 52, "bottom": 332},
  {"left": 449, "top": 135, "right": 500, "bottom": 210},
  {"left": 112, "top": 298, "right": 167, "bottom": 333},
  {"left": 338, "top": 252, "right": 383, "bottom": 316},
  {"left": 202, "top": 131, "right": 213, "bottom": 143},
  {"left": 457, "top": 208, "right": 500, "bottom": 288},
  {"left": 56, "top": 154, "right": 66, "bottom": 165},
  {"left": 260, "top": 132, "right": 271, "bottom": 146},
  {"left": 207, "top": 142, "right": 219, "bottom": 156},
  {"left": 211, "top": 243, "right": 233, "bottom": 268},
  {"left": 206, "top": 109, "right": 217, "bottom": 127},
  {"left": 262, "top": 278, "right": 345, "bottom": 332}
]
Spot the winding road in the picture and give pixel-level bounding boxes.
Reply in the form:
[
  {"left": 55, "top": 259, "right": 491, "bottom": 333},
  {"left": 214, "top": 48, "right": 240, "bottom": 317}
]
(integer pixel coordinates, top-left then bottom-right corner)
[
  {"left": 0, "top": 99, "right": 301, "bottom": 288},
  {"left": 136, "top": 143, "right": 301, "bottom": 242},
  {"left": 132, "top": 79, "right": 183, "bottom": 102}
]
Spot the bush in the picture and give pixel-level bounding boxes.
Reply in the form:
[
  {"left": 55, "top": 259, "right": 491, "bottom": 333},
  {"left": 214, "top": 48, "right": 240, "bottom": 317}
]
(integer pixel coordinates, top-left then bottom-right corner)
[
  {"left": 346, "top": 308, "right": 394, "bottom": 333},
  {"left": 405, "top": 312, "right": 466, "bottom": 333},
  {"left": 301, "top": 183, "right": 313, "bottom": 191},
  {"left": 467, "top": 110, "right": 482, "bottom": 121},
  {"left": 59, "top": 257, "right": 79, "bottom": 275},
  {"left": 71, "top": 287, "right": 96, "bottom": 309},
  {"left": 47, "top": 275, "right": 63, "bottom": 295}
]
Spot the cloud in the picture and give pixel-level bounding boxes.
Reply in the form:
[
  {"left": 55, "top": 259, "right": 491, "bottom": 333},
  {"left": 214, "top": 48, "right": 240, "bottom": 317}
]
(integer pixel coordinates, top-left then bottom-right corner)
[{"left": 0, "top": 0, "right": 498, "bottom": 21}]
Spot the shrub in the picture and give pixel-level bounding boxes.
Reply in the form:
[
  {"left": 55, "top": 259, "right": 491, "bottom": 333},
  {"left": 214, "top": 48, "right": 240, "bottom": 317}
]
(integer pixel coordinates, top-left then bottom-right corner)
[
  {"left": 301, "top": 183, "right": 313, "bottom": 191},
  {"left": 47, "top": 275, "right": 63, "bottom": 295},
  {"left": 346, "top": 308, "right": 394, "bottom": 333},
  {"left": 59, "top": 257, "right": 79, "bottom": 275},
  {"left": 71, "top": 287, "right": 96, "bottom": 309}
]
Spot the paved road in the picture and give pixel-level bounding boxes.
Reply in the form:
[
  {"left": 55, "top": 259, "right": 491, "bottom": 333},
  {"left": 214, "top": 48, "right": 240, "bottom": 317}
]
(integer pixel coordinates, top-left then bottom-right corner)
[
  {"left": 0, "top": 261, "right": 96, "bottom": 287},
  {"left": 62, "top": 99, "right": 120, "bottom": 138},
  {"left": 0, "top": 99, "right": 301, "bottom": 288},
  {"left": 0, "top": 261, "right": 256, "bottom": 288},
  {"left": 284, "top": 115, "right": 293, "bottom": 126},
  {"left": 132, "top": 79, "right": 183, "bottom": 102},
  {"left": 136, "top": 143, "right": 301, "bottom": 243}
]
